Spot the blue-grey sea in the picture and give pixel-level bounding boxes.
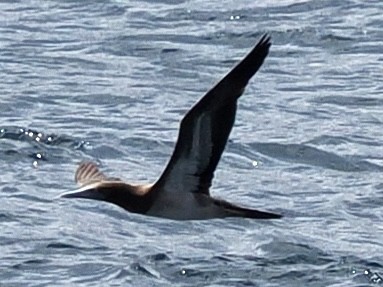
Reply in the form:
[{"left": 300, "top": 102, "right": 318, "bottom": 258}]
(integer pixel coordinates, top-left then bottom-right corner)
[{"left": 1, "top": 1, "right": 383, "bottom": 286}]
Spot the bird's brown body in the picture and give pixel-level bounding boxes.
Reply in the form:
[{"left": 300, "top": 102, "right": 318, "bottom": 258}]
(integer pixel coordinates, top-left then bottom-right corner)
[{"left": 61, "top": 35, "right": 281, "bottom": 220}]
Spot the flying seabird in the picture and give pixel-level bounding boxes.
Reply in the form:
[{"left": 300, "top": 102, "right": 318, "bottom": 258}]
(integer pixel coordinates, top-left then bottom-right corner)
[{"left": 61, "top": 34, "right": 282, "bottom": 220}]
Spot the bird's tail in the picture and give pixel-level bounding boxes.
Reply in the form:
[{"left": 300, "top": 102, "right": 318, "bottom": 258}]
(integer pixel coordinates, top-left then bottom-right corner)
[{"left": 214, "top": 199, "right": 282, "bottom": 219}]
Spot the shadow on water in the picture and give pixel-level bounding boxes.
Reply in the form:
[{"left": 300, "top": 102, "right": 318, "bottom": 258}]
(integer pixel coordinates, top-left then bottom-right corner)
[{"left": 248, "top": 142, "right": 383, "bottom": 172}]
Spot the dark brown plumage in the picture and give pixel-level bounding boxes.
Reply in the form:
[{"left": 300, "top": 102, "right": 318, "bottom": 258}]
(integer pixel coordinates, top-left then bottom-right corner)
[{"left": 61, "top": 35, "right": 281, "bottom": 220}]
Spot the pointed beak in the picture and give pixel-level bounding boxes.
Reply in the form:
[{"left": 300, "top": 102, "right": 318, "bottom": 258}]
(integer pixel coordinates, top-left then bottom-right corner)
[{"left": 59, "top": 186, "right": 106, "bottom": 200}]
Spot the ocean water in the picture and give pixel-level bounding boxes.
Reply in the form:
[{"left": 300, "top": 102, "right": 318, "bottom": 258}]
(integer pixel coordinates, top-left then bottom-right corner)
[{"left": 1, "top": 0, "right": 383, "bottom": 286}]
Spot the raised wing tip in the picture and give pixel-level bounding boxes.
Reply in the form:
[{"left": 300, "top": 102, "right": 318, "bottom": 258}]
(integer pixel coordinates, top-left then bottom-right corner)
[
  {"left": 75, "top": 161, "right": 106, "bottom": 185},
  {"left": 259, "top": 33, "right": 271, "bottom": 45},
  {"left": 254, "top": 33, "right": 272, "bottom": 56}
]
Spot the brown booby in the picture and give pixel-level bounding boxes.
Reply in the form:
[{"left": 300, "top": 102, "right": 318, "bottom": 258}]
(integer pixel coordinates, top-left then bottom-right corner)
[{"left": 61, "top": 34, "right": 282, "bottom": 220}]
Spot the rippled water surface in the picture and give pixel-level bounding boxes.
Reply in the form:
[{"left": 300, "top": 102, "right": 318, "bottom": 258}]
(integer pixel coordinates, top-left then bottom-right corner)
[{"left": 1, "top": 0, "right": 383, "bottom": 286}]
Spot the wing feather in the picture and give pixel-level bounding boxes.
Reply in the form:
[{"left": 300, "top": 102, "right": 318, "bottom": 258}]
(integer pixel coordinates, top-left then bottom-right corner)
[{"left": 75, "top": 161, "right": 110, "bottom": 186}]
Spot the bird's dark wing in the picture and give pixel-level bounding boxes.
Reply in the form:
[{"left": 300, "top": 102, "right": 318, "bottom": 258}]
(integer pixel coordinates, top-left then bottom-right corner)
[{"left": 154, "top": 35, "right": 271, "bottom": 195}]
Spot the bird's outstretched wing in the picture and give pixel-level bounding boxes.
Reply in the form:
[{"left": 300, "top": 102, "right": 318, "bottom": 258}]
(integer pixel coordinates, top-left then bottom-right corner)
[{"left": 154, "top": 35, "right": 271, "bottom": 195}]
